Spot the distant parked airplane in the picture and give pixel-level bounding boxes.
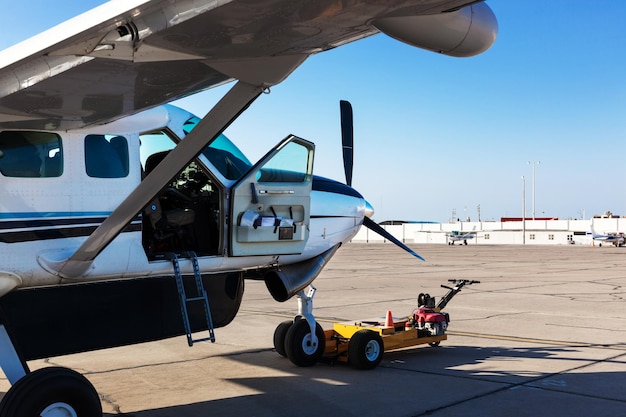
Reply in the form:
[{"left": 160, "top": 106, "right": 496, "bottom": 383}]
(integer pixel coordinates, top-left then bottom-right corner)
[
  {"left": 447, "top": 226, "right": 477, "bottom": 245},
  {"left": 588, "top": 225, "right": 624, "bottom": 247}
]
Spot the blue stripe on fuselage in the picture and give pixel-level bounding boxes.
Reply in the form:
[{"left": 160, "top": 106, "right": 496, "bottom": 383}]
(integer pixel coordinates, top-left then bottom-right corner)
[{"left": 312, "top": 175, "right": 362, "bottom": 198}]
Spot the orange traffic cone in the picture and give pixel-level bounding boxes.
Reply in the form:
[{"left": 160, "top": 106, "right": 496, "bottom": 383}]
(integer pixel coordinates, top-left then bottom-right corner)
[{"left": 385, "top": 310, "right": 393, "bottom": 327}]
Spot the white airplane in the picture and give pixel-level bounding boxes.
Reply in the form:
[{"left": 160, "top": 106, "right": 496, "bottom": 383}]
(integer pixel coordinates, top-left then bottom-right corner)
[
  {"left": 447, "top": 226, "right": 477, "bottom": 245},
  {"left": 588, "top": 225, "right": 624, "bottom": 247},
  {"left": 0, "top": 1, "right": 497, "bottom": 415}
]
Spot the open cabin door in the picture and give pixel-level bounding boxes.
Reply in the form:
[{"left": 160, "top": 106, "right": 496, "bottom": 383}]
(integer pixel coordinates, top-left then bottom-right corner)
[{"left": 230, "top": 136, "right": 314, "bottom": 256}]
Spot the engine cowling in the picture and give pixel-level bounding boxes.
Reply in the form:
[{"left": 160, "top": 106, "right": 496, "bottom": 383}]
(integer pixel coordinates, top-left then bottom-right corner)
[
  {"left": 264, "top": 245, "right": 339, "bottom": 302},
  {"left": 373, "top": 2, "right": 498, "bottom": 57}
]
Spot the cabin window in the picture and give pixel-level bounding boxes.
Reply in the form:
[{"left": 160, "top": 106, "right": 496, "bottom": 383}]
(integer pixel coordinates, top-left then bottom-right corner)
[
  {"left": 84, "top": 135, "right": 129, "bottom": 178},
  {"left": 0, "top": 131, "right": 63, "bottom": 177}
]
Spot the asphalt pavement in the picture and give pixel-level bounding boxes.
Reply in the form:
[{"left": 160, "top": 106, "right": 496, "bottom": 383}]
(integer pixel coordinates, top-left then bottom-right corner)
[{"left": 2, "top": 243, "right": 624, "bottom": 416}]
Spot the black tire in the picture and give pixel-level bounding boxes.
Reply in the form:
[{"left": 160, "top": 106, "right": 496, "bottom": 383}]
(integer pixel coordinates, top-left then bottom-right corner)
[
  {"left": 0, "top": 366, "right": 102, "bottom": 417},
  {"left": 429, "top": 341, "right": 441, "bottom": 347},
  {"left": 285, "top": 319, "right": 325, "bottom": 367},
  {"left": 348, "top": 330, "right": 384, "bottom": 370},
  {"left": 273, "top": 320, "right": 293, "bottom": 357}
]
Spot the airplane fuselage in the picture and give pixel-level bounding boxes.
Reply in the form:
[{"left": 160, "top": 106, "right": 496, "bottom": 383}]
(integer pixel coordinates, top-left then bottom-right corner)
[{"left": 0, "top": 105, "right": 365, "bottom": 294}]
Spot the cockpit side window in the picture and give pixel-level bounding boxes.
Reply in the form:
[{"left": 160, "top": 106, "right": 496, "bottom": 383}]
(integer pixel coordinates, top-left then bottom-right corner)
[
  {"left": 256, "top": 141, "right": 312, "bottom": 183},
  {"left": 139, "top": 130, "right": 175, "bottom": 171},
  {"left": 84, "top": 134, "right": 129, "bottom": 178},
  {"left": 183, "top": 116, "right": 252, "bottom": 180},
  {"left": 0, "top": 131, "right": 63, "bottom": 178}
]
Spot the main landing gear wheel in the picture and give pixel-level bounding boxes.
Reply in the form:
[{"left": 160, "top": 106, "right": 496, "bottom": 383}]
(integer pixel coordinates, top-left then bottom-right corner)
[
  {"left": 348, "top": 330, "right": 384, "bottom": 370},
  {"left": 273, "top": 320, "right": 294, "bottom": 357},
  {"left": 0, "top": 367, "right": 102, "bottom": 417},
  {"left": 284, "top": 319, "right": 325, "bottom": 367}
]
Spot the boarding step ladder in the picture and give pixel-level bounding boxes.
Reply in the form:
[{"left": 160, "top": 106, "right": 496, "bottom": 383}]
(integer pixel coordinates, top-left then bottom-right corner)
[{"left": 169, "top": 252, "right": 215, "bottom": 346}]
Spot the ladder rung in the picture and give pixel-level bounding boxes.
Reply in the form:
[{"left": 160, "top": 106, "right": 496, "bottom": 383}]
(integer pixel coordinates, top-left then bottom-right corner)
[
  {"left": 193, "top": 336, "right": 215, "bottom": 342},
  {"left": 186, "top": 296, "right": 206, "bottom": 302}
]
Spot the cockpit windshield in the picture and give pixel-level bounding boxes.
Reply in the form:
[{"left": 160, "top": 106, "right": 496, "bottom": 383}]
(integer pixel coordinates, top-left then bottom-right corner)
[{"left": 183, "top": 117, "right": 252, "bottom": 180}]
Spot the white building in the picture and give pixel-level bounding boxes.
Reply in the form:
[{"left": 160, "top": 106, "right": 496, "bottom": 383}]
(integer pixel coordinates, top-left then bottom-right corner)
[{"left": 352, "top": 218, "right": 626, "bottom": 246}]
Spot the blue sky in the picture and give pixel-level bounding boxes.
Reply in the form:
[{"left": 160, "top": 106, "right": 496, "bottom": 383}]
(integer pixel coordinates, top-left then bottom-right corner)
[{"left": 3, "top": 1, "right": 625, "bottom": 222}]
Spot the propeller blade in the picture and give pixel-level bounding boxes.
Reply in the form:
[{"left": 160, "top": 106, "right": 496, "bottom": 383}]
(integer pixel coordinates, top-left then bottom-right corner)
[
  {"left": 339, "top": 100, "right": 353, "bottom": 186},
  {"left": 363, "top": 217, "right": 425, "bottom": 261}
]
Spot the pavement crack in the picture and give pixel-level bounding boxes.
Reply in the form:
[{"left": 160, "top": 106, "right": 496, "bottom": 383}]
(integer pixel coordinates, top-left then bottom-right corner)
[{"left": 99, "top": 392, "right": 123, "bottom": 414}]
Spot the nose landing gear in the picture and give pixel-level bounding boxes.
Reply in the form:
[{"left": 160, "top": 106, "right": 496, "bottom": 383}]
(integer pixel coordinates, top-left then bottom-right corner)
[{"left": 272, "top": 286, "right": 325, "bottom": 367}]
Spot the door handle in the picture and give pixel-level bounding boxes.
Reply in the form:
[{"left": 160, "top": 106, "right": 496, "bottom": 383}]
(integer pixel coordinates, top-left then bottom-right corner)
[{"left": 259, "top": 190, "right": 294, "bottom": 194}]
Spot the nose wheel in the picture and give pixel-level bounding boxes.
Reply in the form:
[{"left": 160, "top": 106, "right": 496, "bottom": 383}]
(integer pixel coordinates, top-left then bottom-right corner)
[
  {"left": 283, "top": 319, "right": 325, "bottom": 367},
  {"left": 272, "top": 286, "right": 325, "bottom": 367},
  {"left": 273, "top": 320, "right": 294, "bottom": 358}
]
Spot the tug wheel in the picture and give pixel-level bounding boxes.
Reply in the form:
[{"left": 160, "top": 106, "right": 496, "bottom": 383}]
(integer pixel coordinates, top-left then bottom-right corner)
[
  {"left": 273, "top": 320, "right": 294, "bottom": 357},
  {"left": 0, "top": 367, "right": 101, "bottom": 417},
  {"left": 285, "top": 319, "right": 325, "bottom": 367},
  {"left": 429, "top": 341, "right": 441, "bottom": 347},
  {"left": 348, "top": 330, "right": 384, "bottom": 370}
]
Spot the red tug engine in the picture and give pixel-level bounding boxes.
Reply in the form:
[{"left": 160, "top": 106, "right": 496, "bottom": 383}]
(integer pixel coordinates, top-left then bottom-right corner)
[{"left": 406, "top": 280, "right": 480, "bottom": 337}]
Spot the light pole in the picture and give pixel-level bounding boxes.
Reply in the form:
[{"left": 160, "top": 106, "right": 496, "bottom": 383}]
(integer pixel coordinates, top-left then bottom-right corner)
[
  {"left": 522, "top": 176, "right": 526, "bottom": 244},
  {"left": 528, "top": 161, "right": 540, "bottom": 220}
]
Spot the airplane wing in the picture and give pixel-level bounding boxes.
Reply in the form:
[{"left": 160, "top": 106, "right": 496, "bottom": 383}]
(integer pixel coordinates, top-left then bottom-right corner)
[{"left": 0, "top": 0, "right": 497, "bottom": 131}]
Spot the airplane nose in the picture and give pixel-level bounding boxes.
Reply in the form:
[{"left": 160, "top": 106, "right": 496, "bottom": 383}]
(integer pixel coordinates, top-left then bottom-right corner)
[{"left": 364, "top": 200, "right": 375, "bottom": 218}]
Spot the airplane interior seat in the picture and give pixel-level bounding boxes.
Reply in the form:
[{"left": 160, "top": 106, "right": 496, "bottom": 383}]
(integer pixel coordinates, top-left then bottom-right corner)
[
  {"left": 43, "top": 152, "right": 63, "bottom": 177},
  {"left": 144, "top": 150, "right": 169, "bottom": 176},
  {"left": 0, "top": 131, "right": 42, "bottom": 177},
  {"left": 109, "top": 136, "right": 129, "bottom": 175},
  {"left": 144, "top": 150, "right": 196, "bottom": 241},
  {"left": 85, "top": 135, "right": 126, "bottom": 178}
]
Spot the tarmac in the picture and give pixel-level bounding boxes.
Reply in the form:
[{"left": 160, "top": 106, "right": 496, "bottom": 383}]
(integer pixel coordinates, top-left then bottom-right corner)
[{"left": 2, "top": 243, "right": 625, "bottom": 416}]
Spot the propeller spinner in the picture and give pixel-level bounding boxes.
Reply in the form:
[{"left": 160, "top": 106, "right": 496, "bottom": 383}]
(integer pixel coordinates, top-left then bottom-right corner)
[{"left": 339, "top": 100, "right": 424, "bottom": 261}]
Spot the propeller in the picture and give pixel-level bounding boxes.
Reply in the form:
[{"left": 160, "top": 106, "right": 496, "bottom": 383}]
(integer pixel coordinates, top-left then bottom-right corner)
[
  {"left": 363, "top": 217, "right": 425, "bottom": 261},
  {"left": 339, "top": 100, "right": 424, "bottom": 261},
  {"left": 339, "top": 100, "right": 353, "bottom": 186}
]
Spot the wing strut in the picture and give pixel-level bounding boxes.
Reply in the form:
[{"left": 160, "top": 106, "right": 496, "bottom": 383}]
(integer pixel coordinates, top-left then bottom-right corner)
[{"left": 58, "top": 81, "right": 265, "bottom": 279}]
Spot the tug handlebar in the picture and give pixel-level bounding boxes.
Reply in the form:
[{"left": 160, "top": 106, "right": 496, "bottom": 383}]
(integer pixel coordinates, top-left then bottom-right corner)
[{"left": 436, "top": 279, "right": 480, "bottom": 310}]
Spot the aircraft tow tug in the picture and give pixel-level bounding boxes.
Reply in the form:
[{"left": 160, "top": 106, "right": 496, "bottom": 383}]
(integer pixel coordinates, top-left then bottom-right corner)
[{"left": 274, "top": 279, "right": 480, "bottom": 369}]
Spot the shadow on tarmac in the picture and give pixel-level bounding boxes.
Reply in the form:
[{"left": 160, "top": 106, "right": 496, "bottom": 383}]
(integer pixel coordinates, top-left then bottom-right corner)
[{"left": 98, "top": 342, "right": 626, "bottom": 417}]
